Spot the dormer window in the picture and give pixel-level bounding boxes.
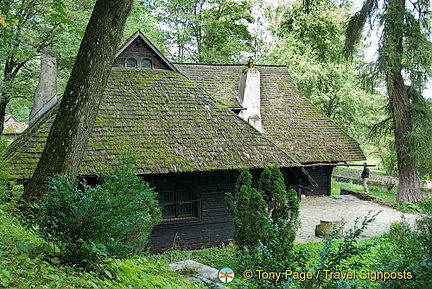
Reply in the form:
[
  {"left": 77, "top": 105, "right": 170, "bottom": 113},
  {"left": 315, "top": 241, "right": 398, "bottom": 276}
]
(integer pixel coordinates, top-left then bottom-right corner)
[
  {"left": 141, "top": 58, "right": 152, "bottom": 69},
  {"left": 126, "top": 58, "right": 137, "bottom": 68}
]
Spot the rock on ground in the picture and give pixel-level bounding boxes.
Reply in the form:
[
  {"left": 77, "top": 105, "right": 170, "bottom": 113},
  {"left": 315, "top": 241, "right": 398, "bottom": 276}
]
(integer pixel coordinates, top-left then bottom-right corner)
[{"left": 296, "top": 195, "right": 419, "bottom": 243}]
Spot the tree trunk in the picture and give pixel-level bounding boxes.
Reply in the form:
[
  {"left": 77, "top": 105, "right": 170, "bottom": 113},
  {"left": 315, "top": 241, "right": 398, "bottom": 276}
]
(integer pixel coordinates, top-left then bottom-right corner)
[
  {"left": 391, "top": 73, "right": 423, "bottom": 203},
  {"left": 385, "top": 0, "right": 423, "bottom": 203},
  {"left": 0, "top": 98, "right": 7, "bottom": 135},
  {"left": 19, "top": 0, "right": 133, "bottom": 208}
]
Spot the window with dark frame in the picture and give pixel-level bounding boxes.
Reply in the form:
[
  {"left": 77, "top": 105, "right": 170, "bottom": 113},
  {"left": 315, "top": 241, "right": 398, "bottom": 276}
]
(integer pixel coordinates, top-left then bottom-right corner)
[
  {"left": 126, "top": 58, "right": 138, "bottom": 68},
  {"left": 152, "top": 179, "right": 200, "bottom": 221}
]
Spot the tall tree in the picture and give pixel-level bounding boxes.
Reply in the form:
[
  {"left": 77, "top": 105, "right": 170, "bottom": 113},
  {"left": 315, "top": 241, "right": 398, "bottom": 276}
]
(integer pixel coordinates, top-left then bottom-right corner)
[
  {"left": 144, "top": 0, "right": 255, "bottom": 63},
  {"left": 0, "top": 0, "right": 72, "bottom": 134},
  {"left": 20, "top": 0, "right": 134, "bottom": 207},
  {"left": 344, "top": 0, "right": 432, "bottom": 203}
]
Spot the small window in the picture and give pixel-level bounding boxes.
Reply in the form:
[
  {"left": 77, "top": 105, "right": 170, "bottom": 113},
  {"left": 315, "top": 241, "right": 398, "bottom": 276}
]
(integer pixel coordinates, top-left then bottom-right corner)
[
  {"left": 153, "top": 179, "right": 200, "bottom": 221},
  {"left": 126, "top": 58, "right": 137, "bottom": 68},
  {"left": 141, "top": 58, "right": 152, "bottom": 69}
]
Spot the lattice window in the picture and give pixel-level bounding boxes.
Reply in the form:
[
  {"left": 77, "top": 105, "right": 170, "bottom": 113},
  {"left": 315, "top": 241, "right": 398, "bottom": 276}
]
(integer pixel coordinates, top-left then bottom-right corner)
[{"left": 152, "top": 179, "right": 200, "bottom": 221}]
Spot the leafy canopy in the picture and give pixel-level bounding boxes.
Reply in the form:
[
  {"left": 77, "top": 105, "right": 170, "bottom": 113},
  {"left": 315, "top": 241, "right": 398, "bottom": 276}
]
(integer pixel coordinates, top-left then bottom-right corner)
[{"left": 142, "top": 0, "right": 255, "bottom": 63}]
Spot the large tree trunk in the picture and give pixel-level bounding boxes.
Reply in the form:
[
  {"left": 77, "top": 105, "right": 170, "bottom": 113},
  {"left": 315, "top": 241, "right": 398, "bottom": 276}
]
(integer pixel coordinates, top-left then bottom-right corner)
[
  {"left": 391, "top": 74, "right": 422, "bottom": 203},
  {"left": 386, "top": 0, "right": 423, "bottom": 203},
  {"left": 19, "top": 0, "right": 134, "bottom": 207}
]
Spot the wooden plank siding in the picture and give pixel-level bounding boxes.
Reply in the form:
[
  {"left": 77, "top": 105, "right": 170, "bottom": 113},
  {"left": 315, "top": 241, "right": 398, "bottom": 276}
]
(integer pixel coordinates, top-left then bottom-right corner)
[
  {"left": 113, "top": 37, "right": 172, "bottom": 70},
  {"left": 146, "top": 170, "right": 239, "bottom": 252},
  {"left": 82, "top": 167, "right": 327, "bottom": 252},
  {"left": 303, "top": 166, "right": 334, "bottom": 196}
]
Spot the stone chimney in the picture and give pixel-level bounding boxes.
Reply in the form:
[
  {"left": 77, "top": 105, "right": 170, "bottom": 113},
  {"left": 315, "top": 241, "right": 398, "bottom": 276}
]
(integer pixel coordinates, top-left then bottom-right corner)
[
  {"left": 29, "top": 49, "right": 58, "bottom": 125},
  {"left": 237, "top": 59, "right": 262, "bottom": 133}
]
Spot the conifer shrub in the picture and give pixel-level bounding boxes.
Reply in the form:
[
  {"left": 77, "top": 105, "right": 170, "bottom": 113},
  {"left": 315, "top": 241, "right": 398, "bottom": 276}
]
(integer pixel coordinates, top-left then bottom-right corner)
[
  {"left": 258, "top": 164, "right": 300, "bottom": 252},
  {"left": 225, "top": 170, "right": 268, "bottom": 249},
  {"left": 32, "top": 156, "right": 162, "bottom": 266},
  {"left": 226, "top": 165, "right": 300, "bottom": 252},
  {"left": 226, "top": 165, "right": 301, "bottom": 287}
]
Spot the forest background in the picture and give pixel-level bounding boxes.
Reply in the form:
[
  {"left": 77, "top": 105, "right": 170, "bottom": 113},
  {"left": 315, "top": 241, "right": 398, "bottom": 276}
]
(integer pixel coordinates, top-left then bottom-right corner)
[{"left": 1, "top": 0, "right": 431, "bottom": 181}]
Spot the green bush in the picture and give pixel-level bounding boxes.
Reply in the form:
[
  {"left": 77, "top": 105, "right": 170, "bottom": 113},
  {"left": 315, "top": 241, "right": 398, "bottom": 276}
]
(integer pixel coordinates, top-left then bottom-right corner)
[
  {"left": 32, "top": 156, "right": 162, "bottom": 266},
  {"left": 0, "top": 206, "right": 199, "bottom": 288},
  {"left": 259, "top": 164, "right": 300, "bottom": 253},
  {"left": 376, "top": 214, "right": 432, "bottom": 288},
  {"left": 226, "top": 165, "right": 302, "bottom": 288},
  {"left": 226, "top": 169, "right": 268, "bottom": 249}
]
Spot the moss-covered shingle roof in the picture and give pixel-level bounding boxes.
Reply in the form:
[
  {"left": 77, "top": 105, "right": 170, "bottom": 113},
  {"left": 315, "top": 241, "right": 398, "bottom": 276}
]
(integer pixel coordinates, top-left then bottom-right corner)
[
  {"left": 175, "top": 63, "right": 365, "bottom": 163},
  {"left": 5, "top": 69, "right": 302, "bottom": 180}
]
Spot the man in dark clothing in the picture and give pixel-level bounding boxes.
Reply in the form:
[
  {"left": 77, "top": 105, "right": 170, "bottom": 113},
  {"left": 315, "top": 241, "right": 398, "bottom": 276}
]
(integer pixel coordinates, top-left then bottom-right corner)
[{"left": 361, "top": 162, "right": 370, "bottom": 193}]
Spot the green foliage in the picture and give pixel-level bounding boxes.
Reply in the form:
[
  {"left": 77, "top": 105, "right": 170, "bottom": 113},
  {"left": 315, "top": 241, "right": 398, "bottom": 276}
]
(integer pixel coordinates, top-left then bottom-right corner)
[
  {"left": 344, "top": 0, "right": 432, "bottom": 202},
  {"left": 123, "top": 0, "right": 168, "bottom": 55},
  {"left": 0, "top": 205, "right": 198, "bottom": 288},
  {"left": 144, "top": 0, "right": 255, "bottom": 63},
  {"left": 259, "top": 165, "right": 300, "bottom": 222},
  {"left": 264, "top": 0, "right": 384, "bottom": 141},
  {"left": 411, "top": 99, "right": 432, "bottom": 179},
  {"left": 376, "top": 214, "right": 432, "bottom": 288},
  {"left": 239, "top": 211, "right": 379, "bottom": 288},
  {"left": 258, "top": 165, "right": 300, "bottom": 252},
  {"left": 227, "top": 165, "right": 301, "bottom": 288},
  {"left": 103, "top": 258, "right": 201, "bottom": 288},
  {"left": 151, "top": 243, "right": 238, "bottom": 273},
  {"left": 227, "top": 166, "right": 301, "bottom": 253},
  {"left": 31, "top": 156, "right": 162, "bottom": 266},
  {"left": 0, "top": 0, "right": 76, "bottom": 132},
  {"left": 302, "top": 212, "right": 380, "bottom": 288},
  {"left": 226, "top": 170, "right": 268, "bottom": 249}
]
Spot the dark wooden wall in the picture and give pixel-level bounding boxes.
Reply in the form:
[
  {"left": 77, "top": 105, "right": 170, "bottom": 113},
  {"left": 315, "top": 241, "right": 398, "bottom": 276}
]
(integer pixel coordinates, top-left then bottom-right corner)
[
  {"left": 113, "top": 36, "right": 172, "bottom": 71},
  {"left": 145, "top": 170, "right": 241, "bottom": 252},
  {"left": 303, "top": 166, "right": 334, "bottom": 196},
  {"left": 81, "top": 166, "right": 327, "bottom": 252}
]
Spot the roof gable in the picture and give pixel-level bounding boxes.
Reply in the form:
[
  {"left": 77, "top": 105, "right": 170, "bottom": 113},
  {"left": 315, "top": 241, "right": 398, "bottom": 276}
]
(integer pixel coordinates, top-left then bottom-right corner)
[
  {"left": 5, "top": 115, "right": 19, "bottom": 124},
  {"left": 113, "top": 31, "right": 179, "bottom": 73}
]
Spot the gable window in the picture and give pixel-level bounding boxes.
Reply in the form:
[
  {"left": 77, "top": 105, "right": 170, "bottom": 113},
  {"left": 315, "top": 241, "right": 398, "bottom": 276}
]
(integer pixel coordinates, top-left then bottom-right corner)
[
  {"left": 141, "top": 58, "right": 152, "bottom": 69},
  {"left": 151, "top": 179, "right": 200, "bottom": 221},
  {"left": 126, "top": 58, "right": 138, "bottom": 68}
]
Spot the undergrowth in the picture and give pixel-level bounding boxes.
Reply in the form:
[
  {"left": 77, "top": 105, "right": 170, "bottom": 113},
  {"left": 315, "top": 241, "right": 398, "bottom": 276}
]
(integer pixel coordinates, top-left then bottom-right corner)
[{"left": 0, "top": 205, "right": 201, "bottom": 288}]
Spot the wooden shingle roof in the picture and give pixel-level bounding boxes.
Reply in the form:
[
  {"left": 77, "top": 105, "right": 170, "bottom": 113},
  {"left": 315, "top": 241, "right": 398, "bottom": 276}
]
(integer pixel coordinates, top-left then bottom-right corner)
[
  {"left": 5, "top": 69, "right": 303, "bottom": 180},
  {"left": 175, "top": 63, "right": 365, "bottom": 163}
]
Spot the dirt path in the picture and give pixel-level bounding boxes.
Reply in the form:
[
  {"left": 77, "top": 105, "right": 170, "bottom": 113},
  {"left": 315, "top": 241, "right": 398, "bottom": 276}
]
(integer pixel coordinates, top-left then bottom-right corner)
[{"left": 295, "top": 195, "right": 419, "bottom": 243}]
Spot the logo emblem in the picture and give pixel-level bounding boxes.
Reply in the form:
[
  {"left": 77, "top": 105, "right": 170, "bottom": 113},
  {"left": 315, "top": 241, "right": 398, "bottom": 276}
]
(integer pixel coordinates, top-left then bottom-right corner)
[{"left": 218, "top": 267, "right": 234, "bottom": 283}]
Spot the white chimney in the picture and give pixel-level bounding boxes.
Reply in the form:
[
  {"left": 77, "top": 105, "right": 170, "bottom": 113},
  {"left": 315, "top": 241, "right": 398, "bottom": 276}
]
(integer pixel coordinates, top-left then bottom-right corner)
[
  {"left": 237, "top": 60, "right": 262, "bottom": 133},
  {"left": 29, "top": 49, "right": 58, "bottom": 125}
]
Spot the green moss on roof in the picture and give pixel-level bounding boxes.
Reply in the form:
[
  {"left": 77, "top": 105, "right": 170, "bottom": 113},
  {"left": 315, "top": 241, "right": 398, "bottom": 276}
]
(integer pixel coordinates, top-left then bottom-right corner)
[
  {"left": 5, "top": 69, "right": 300, "bottom": 180},
  {"left": 175, "top": 64, "right": 365, "bottom": 163}
]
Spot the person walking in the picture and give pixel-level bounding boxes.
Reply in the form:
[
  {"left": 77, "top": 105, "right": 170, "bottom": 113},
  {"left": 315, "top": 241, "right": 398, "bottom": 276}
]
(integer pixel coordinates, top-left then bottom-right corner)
[{"left": 361, "top": 162, "right": 370, "bottom": 194}]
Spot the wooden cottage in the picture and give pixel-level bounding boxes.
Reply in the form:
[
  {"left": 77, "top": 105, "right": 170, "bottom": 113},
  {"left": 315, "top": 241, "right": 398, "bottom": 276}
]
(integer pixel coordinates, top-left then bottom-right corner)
[{"left": 4, "top": 31, "right": 314, "bottom": 251}]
